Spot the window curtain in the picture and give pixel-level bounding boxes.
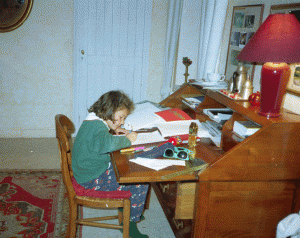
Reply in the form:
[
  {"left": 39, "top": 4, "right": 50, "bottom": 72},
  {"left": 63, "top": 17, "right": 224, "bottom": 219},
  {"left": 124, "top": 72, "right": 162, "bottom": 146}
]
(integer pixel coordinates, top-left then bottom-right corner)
[
  {"left": 160, "top": 0, "right": 184, "bottom": 100},
  {"left": 197, "top": 0, "right": 228, "bottom": 80}
]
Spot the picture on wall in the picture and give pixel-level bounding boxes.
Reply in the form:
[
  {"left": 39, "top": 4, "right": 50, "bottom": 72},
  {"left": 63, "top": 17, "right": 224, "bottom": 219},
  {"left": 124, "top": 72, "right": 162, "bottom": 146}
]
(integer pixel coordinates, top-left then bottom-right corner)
[
  {"left": 225, "top": 5, "right": 264, "bottom": 83},
  {"left": 271, "top": 3, "right": 300, "bottom": 96}
]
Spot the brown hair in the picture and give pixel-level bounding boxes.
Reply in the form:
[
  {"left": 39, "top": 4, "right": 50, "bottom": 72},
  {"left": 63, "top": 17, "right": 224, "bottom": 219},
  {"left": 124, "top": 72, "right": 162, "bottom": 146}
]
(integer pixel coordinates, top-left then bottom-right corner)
[{"left": 88, "top": 90, "right": 134, "bottom": 120}]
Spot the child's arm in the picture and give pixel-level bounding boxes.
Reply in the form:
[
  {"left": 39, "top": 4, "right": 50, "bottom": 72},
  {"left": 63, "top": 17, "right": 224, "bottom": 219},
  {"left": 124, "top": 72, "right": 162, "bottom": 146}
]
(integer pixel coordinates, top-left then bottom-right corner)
[
  {"left": 126, "top": 132, "right": 138, "bottom": 143},
  {"left": 115, "top": 127, "right": 130, "bottom": 135}
]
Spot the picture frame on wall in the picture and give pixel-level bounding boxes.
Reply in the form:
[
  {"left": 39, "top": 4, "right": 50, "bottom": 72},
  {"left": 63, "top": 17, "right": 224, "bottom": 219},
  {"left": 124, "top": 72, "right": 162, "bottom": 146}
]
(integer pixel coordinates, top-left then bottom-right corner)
[
  {"left": 270, "top": 3, "right": 300, "bottom": 96},
  {"left": 0, "top": 0, "right": 34, "bottom": 32},
  {"left": 225, "top": 4, "right": 264, "bottom": 83},
  {"left": 286, "top": 64, "right": 300, "bottom": 95}
]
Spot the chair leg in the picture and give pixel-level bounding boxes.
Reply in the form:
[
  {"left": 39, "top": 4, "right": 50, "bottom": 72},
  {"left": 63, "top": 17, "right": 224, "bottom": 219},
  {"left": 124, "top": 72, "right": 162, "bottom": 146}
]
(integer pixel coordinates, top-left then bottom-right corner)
[
  {"left": 118, "top": 208, "right": 123, "bottom": 225},
  {"left": 123, "top": 199, "right": 131, "bottom": 238},
  {"left": 68, "top": 202, "right": 78, "bottom": 238}
]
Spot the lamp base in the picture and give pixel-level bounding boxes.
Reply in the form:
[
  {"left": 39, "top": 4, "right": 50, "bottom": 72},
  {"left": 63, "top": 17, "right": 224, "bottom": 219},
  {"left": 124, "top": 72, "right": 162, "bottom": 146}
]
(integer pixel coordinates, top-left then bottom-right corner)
[{"left": 258, "top": 62, "right": 290, "bottom": 118}]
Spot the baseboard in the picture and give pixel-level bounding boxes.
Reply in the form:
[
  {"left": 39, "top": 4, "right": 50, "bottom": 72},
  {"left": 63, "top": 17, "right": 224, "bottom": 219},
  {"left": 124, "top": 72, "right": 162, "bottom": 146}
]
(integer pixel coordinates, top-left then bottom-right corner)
[{"left": 0, "top": 129, "right": 56, "bottom": 138}]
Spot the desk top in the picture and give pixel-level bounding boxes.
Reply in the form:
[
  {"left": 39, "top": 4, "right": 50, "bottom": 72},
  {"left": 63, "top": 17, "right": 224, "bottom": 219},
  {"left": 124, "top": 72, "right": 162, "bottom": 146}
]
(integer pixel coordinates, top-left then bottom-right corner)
[{"left": 111, "top": 138, "right": 224, "bottom": 184}]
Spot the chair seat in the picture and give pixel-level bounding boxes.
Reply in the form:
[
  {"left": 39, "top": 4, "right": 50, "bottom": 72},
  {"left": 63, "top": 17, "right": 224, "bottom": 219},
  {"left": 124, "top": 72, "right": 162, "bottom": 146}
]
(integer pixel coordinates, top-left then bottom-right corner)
[{"left": 71, "top": 177, "right": 132, "bottom": 199}]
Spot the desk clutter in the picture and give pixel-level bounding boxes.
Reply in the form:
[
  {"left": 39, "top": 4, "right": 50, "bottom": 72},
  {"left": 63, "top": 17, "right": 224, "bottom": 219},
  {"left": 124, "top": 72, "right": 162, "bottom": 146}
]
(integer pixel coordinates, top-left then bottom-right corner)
[
  {"left": 218, "top": 89, "right": 247, "bottom": 100},
  {"left": 128, "top": 141, "right": 208, "bottom": 178},
  {"left": 122, "top": 102, "right": 210, "bottom": 146},
  {"left": 124, "top": 84, "right": 300, "bottom": 238}
]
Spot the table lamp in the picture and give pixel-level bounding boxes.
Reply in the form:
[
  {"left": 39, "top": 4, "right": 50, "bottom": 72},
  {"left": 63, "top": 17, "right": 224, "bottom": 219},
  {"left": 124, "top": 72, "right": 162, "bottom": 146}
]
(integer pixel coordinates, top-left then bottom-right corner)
[{"left": 237, "top": 14, "right": 300, "bottom": 118}]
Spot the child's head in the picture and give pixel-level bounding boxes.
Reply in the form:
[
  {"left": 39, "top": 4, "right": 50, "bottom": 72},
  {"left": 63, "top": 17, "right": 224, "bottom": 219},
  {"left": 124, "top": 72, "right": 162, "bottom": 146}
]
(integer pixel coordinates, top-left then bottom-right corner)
[{"left": 88, "top": 90, "right": 134, "bottom": 129}]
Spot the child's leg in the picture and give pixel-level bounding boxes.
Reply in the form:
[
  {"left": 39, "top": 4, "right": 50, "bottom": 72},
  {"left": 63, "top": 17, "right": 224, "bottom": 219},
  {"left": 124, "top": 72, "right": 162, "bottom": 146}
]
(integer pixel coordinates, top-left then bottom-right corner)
[{"left": 80, "top": 163, "right": 149, "bottom": 222}]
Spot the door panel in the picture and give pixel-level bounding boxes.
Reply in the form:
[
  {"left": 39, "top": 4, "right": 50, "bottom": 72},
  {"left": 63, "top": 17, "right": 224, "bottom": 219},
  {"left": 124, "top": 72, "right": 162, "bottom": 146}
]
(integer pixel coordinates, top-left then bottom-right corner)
[{"left": 74, "top": 0, "right": 152, "bottom": 132}]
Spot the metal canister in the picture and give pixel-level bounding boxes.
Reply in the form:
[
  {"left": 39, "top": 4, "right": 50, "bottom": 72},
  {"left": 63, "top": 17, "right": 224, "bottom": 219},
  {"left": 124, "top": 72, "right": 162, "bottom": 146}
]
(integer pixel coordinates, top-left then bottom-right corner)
[{"left": 240, "top": 76, "right": 253, "bottom": 100}]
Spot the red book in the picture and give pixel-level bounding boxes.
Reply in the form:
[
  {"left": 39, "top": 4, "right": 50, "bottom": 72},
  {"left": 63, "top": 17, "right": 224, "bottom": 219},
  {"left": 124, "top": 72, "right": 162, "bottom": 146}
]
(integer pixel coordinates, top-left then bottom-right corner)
[{"left": 155, "top": 108, "right": 192, "bottom": 122}]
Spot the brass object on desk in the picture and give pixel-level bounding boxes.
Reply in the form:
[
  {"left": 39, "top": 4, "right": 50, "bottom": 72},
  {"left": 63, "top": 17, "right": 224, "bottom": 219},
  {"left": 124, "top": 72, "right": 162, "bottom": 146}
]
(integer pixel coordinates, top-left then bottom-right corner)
[
  {"left": 240, "top": 75, "right": 253, "bottom": 100},
  {"left": 229, "top": 62, "right": 248, "bottom": 93},
  {"left": 182, "top": 57, "right": 192, "bottom": 84}
]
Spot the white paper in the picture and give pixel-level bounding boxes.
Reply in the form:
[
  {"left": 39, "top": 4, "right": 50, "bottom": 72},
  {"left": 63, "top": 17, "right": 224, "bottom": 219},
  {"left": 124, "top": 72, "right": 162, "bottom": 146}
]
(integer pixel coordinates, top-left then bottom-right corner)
[
  {"left": 130, "top": 158, "right": 186, "bottom": 171},
  {"left": 155, "top": 120, "right": 210, "bottom": 138},
  {"left": 124, "top": 102, "right": 164, "bottom": 131},
  {"left": 131, "top": 130, "right": 166, "bottom": 146}
]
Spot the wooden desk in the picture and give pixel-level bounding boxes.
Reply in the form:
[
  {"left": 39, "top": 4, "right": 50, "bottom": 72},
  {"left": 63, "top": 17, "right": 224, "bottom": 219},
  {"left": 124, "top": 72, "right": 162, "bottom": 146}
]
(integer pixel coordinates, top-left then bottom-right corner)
[
  {"left": 111, "top": 139, "right": 223, "bottom": 238},
  {"left": 111, "top": 139, "right": 222, "bottom": 184},
  {"left": 112, "top": 84, "right": 300, "bottom": 238}
]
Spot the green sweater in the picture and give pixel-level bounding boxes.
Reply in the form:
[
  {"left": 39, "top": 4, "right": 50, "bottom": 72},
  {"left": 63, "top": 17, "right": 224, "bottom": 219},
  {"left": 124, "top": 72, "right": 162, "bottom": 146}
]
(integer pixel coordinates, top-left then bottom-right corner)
[{"left": 72, "top": 119, "right": 131, "bottom": 184}]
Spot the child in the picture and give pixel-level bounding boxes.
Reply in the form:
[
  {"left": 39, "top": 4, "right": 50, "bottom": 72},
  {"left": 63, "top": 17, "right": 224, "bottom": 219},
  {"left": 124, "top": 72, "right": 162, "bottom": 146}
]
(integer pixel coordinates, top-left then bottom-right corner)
[{"left": 72, "top": 90, "right": 149, "bottom": 238}]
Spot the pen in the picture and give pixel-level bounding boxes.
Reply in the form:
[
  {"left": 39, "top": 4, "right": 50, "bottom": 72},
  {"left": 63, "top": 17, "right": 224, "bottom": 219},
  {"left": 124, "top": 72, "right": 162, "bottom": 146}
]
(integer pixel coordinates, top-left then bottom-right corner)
[{"left": 120, "top": 146, "right": 145, "bottom": 153}]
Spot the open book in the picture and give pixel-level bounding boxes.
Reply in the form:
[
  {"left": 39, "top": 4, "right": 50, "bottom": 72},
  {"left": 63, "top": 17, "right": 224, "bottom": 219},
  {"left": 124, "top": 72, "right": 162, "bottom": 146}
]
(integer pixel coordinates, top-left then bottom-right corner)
[
  {"left": 129, "top": 120, "right": 209, "bottom": 146},
  {"left": 124, "top": 102, "right": 165, "bottom": 131}
]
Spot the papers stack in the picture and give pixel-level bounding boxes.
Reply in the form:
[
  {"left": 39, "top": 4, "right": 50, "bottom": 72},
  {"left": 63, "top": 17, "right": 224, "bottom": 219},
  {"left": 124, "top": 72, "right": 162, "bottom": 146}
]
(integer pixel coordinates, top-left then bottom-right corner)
[
  {"left": 203, "top": 108, "right": 233, "bottom": 123},
  {"left": 233, "top": 120, "right": 261, "bottom": 136},
  {"left": 191, "top": 81, "right": 227, "bottom": 90},
  {"left": 181, "top": 95, "right": 205, "bottom": 109},
  {"left": 156, "top": 120, "right": 210, "bottom": 138}
]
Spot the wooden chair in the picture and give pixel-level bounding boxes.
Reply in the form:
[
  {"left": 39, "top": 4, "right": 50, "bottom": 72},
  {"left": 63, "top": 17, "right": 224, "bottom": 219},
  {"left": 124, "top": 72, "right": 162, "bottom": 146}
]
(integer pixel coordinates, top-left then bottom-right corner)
[{"left": 55, "top": 114, "right": 131, "bottom": 238}]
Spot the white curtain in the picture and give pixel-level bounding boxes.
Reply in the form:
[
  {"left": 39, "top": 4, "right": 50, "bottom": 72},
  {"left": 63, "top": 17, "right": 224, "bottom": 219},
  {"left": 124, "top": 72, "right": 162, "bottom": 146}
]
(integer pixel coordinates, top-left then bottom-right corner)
[
  {"left": 160, "top": 0, "right": 184, "bottom": 100},
  {"left": 197, "top": 0, "right": 229, "bottom": 81}
]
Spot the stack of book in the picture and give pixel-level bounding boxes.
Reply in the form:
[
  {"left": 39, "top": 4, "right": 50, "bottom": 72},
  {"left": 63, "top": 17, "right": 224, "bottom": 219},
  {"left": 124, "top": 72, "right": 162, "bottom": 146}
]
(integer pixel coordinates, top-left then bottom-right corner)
[
  {"left": 203, "top": 108, "right": 233, "bottom": 123},
  {"left": 181, "top": 95, "right": 205, "bottom": 109},
  {"left": 233, "top": 120, "right": 261, "bottom": 138},
  {"left": 202, "top": 120, "right": 224, "bottom": 147}
]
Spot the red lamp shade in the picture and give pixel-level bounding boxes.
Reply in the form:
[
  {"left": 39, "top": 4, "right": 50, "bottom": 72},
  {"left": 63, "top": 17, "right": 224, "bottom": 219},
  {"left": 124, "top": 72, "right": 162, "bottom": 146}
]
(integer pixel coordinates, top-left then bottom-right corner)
[{"left": 237, "top": 14, "right": 300, "bottom": 118}]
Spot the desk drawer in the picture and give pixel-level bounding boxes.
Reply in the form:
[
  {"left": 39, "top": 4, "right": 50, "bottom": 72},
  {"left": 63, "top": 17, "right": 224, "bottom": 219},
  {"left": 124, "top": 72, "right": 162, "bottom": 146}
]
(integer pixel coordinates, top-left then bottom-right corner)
[{"left": 175, "top": 181, "right": 196, "bottom": 219}]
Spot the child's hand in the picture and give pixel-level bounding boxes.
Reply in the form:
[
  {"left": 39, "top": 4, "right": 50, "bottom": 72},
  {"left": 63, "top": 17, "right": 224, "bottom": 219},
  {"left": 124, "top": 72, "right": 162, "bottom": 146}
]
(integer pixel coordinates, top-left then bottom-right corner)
[
  {"left": 115, "top": 127, "right": 130, "bottom": 135},
  {"left": 126, "top": 132, "right": 138, "bottom": 143}
]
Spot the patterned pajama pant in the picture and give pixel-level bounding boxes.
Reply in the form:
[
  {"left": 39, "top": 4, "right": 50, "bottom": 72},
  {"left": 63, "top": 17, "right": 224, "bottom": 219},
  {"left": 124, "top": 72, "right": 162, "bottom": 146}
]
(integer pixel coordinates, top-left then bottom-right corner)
[{"left": 80, "top": 163, "right": 149, "bottom": 222}]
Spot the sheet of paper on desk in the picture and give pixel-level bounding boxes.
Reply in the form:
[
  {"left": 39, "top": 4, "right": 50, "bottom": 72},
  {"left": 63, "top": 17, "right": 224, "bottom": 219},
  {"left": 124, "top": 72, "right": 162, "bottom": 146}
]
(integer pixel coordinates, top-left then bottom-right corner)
[{"left": 130, "top": 158, "right": 186, "bottom": 171}]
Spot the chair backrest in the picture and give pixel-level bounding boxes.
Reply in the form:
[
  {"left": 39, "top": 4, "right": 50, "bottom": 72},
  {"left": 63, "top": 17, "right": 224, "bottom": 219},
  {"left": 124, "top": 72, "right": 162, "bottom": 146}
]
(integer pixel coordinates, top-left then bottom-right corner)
[{"left": 55, "top": 114, "right": 76, "bottom": 199}]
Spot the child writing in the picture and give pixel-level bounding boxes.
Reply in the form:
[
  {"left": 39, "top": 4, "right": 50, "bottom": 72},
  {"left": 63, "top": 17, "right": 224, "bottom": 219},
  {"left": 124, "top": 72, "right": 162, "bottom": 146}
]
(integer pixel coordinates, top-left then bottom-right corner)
[{"left": 72, "top": 90, "right": 149, "bottom": 238}]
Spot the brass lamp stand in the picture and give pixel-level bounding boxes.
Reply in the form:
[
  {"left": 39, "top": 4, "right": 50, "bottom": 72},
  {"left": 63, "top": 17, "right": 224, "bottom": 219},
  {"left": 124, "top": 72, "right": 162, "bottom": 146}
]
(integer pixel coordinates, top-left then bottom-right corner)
[{"left": 182, "top": 57, "right": 192, "bottom": 84}]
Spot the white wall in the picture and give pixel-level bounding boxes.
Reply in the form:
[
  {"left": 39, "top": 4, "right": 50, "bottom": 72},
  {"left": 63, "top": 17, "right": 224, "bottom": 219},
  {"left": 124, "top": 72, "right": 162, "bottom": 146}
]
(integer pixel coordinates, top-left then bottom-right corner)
[
  {"left": 0, "top": 0, "right": 168, "bottom": 137},
  {"left": 0, "top": 0, "right": 74, "bottom": 137}
]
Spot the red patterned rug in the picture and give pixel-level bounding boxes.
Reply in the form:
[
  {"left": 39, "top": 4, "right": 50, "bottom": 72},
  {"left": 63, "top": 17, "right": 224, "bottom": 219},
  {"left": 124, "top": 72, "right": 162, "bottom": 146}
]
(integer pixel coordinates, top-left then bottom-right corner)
[{"left": 0, "top": 170, "right": 69, "bottom": 238}]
